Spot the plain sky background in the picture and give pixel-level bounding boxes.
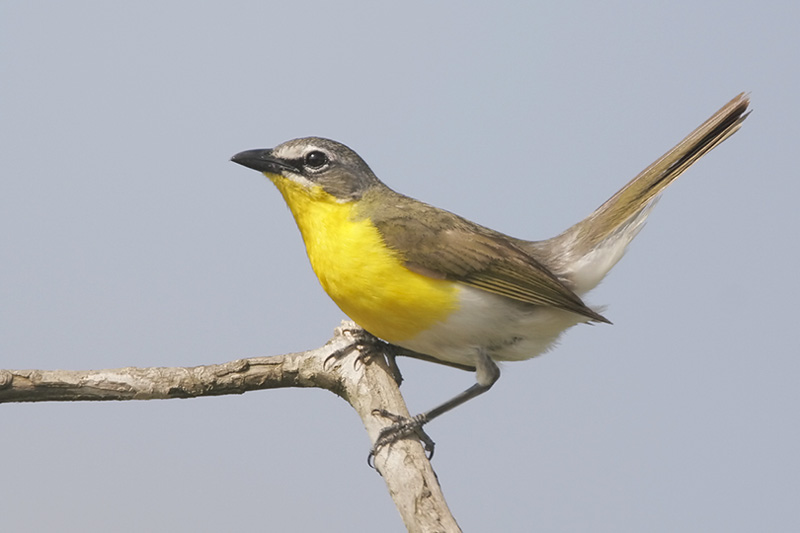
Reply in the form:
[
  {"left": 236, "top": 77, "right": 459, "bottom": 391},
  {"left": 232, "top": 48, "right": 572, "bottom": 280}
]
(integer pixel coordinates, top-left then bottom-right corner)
[{"left": 2, "top": 2, "right": 798, "bottom": 532}]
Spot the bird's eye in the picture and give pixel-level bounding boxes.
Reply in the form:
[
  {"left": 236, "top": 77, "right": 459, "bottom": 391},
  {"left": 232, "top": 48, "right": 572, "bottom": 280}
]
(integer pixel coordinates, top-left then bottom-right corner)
[{"left": 304, "top": 150, "right": 329, "bottom": 169}]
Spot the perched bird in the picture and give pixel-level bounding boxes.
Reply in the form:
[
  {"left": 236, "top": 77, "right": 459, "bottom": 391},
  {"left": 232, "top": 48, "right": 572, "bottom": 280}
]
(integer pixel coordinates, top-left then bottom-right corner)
[{"left": 232, "top": 94, "right": 750, "bottom": 459}]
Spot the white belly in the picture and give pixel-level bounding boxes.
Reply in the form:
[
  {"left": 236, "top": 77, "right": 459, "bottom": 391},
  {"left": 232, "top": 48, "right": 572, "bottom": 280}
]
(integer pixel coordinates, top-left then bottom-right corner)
[{"left": 396, "top": 285, "right": 591, "bottom": 368}]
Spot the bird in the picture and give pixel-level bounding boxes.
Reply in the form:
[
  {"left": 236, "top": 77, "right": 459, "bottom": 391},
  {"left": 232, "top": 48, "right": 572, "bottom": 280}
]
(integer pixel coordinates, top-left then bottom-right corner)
[{"left": 231, "top": 93, "right": 750, "bottom": 459}]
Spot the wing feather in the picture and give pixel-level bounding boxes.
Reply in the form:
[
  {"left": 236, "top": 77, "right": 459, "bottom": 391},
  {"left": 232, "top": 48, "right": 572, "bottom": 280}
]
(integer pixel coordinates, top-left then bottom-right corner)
[{"left": 359, "top": 192, "right": 609, "bottom": 323}]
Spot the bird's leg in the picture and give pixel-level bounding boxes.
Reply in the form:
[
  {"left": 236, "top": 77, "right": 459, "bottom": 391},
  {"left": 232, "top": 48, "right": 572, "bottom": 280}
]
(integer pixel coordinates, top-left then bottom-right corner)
[{"left": 369, "top": 350, "right": 500, "bottom": 465}]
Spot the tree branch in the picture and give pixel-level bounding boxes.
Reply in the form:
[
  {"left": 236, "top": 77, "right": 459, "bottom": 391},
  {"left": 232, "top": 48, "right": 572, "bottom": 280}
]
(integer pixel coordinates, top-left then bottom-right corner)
[{"left": 0, "top": 321, "right": 460, "bottom": 532}]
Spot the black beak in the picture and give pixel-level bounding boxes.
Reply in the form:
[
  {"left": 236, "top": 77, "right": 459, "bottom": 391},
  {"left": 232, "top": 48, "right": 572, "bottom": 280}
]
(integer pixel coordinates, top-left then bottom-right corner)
[{"left": 231, "top": 149, "right": 297, "bottom": 174}]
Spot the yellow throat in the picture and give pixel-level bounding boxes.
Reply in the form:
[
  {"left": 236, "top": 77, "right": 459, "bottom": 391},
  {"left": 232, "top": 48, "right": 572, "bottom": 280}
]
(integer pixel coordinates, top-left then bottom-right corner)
[{"left": 267, "top": 173, "right": 459, "bottom": 343}]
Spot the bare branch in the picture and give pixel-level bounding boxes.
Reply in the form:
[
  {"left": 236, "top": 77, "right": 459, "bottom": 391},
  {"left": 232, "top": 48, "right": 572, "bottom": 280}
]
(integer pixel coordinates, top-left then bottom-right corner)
[{"left": 0, "top": 321, "right": 460, "bottom": 532}]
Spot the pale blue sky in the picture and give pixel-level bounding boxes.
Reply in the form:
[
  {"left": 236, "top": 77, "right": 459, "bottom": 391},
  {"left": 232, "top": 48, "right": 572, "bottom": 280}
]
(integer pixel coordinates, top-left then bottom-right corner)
[{"left": 2, "top": 2, "right": 798, "bottom": 531}]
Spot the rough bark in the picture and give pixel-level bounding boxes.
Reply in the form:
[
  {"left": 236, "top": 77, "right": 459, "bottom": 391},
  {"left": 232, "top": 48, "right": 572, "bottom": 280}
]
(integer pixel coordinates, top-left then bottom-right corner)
[{"left": 0, "top": 321, "right": 461, "bottom": 533}]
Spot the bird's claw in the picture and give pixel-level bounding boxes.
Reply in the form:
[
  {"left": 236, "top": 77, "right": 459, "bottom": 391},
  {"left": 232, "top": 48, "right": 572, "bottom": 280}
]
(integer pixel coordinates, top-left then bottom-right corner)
[
  {"left": 367, "top": 409, "right": 435, "bottom": 468},
  {"left": 325, "top": 326, "right": 404, "bottom": 385},
  {"left": 325, "top": 326, "right": 376, "bottom": 369}
]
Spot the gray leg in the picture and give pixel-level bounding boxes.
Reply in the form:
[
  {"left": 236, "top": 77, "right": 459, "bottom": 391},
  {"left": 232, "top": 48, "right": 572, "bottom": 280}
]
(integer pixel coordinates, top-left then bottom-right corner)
[{"left": 369, "top": 350, "right": 500, "bottom": 463}]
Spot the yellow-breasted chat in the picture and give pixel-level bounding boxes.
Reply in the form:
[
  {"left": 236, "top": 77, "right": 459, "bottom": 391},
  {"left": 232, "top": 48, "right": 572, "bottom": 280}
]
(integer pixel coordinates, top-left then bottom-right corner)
[{"left": 231, "top": 93, "right": 749, "bottom": 458}]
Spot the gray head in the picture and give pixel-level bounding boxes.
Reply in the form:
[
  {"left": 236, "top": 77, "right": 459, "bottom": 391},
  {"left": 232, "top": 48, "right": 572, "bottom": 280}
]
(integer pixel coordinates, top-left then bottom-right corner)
[{"left": 231, "top": 137, "right": 383, "bottom": 201}]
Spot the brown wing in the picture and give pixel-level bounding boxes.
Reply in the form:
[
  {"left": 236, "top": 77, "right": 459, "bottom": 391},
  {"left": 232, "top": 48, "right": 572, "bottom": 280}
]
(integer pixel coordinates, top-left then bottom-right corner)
[{"left": 359, "top": 191, "right": 609, "bottom": 323}]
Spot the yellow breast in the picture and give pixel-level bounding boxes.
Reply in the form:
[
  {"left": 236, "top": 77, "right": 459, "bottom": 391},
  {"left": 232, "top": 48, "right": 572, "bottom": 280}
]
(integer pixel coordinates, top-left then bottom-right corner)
[{"left": 269, "top": 175, "right": 459, "bottom": 343}]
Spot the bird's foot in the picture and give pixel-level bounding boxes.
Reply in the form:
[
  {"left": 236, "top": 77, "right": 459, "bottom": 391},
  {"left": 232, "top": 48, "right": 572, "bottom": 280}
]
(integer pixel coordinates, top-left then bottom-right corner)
[
  {"left": 368, "top": 409, "right": 435, "bottom": 467},
  {"left": 326, "top": 325, "right": 404, "bottom": 385}
]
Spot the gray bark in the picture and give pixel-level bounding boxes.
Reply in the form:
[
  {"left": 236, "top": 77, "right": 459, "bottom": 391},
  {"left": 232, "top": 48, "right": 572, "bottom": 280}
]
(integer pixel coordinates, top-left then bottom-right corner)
[{"left": 0, "top": 321, "right": 461, "bottom": 533}]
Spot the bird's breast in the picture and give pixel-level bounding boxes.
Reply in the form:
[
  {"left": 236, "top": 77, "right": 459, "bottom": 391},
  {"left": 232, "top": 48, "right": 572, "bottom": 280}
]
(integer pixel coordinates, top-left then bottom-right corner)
[{"left": 271, "top": 178, "right": 460, "bottom": 343}]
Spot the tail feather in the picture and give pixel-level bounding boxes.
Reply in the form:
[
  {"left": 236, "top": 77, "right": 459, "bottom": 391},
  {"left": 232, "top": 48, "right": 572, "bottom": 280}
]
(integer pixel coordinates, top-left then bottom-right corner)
[{"left": 535, "top": 93, "right": 750, "bottom": 294}]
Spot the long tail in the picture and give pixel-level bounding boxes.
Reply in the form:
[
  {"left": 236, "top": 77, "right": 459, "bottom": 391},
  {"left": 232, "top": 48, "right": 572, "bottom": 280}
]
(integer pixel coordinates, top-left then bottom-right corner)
[{"left": 536, "top": 93, "right": 750, "bottom": 294}]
